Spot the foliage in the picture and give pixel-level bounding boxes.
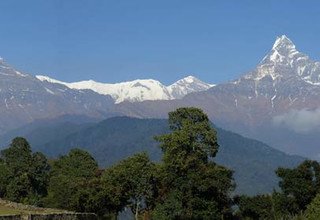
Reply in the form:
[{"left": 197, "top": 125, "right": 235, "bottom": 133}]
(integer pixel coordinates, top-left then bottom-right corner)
[
  {"left": 26, "top": 116, "right": 304, "bottom": 195},
  {"left": 234, "top": 194, "right": 275, "bottom": 219},
  {"left": 0, "top": 160, "right": 9, "bottom": 197},
  {"left": 305, "top": 193, "right": 320, "bottom": 220},
  {"left": 101, "top": 152, "right": 157, "bottom": 219},
  {"left": 275, "top": 160, "right": 320, "bottom": 214},
  {"left": 153, "top": 107, "right": 234, "bottom": 219},
  {"left": 0, "top": 137, "right": 50, "bottom": 205},
  {"left": 44, "top": 149, "right": 99, "bottom": 212},
  {"left": 1, "top": 112, "right": 316, "bottom": 219},
  {"left": 235, "top": 160, "right": 320, "bottom": 219}
]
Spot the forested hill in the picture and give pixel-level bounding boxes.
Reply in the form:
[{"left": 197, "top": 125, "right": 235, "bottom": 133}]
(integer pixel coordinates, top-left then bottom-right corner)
[{"left": 0, "top": 117, "right": 304, "bottom": 195}]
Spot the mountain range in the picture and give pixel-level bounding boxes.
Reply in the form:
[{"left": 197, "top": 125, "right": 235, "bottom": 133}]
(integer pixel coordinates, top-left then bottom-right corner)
[
  {"left": 36, "top": 75, "right": 213, "bottom": 104},
  {"left": 0, "top": 35, "right": 319, "bottom": 160},
  {"left": 0, "top": 57, "right": 212, "bottom": 134}
]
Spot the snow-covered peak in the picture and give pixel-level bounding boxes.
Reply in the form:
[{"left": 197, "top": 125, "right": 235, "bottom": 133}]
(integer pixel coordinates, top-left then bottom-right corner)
[
  {"left": 37, "top": 75, "right": 173, "bottom": 103},
  {"left": 36, "top": 75, "right": 213, "bottom": 103},
  {"left": 167, "top": 75, "right": 214, "bottom": 99},
  {"left": 272, "top": 35, "right": 295, "bottom": 51},
  {"left": 242, "top": 35, "right": 320, "bottom": 86},
  {"left": 261, "top": 35, "right": 306, "bottom": 65},
  {"left": 70, "top": 78, "right": 173, "bottom": 104},
  {"left": 181, "top": 75, "right": 197, "bottom": 83}
]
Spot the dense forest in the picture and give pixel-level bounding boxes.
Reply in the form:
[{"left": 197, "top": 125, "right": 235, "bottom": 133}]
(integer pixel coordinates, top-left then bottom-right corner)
[{"left": 0, "top": 107, "right": 320, "bottom": 219}]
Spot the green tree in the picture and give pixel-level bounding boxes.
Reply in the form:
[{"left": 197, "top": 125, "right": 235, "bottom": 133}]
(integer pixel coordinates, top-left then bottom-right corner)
[
  {"left": 0, "top": 159, "right": 9, "bottom": 197},
  {"left": 234, "top": 194, "right": 276, "bottom": 219},
  {"left": 45, "top": 149, "right": 99, "bottom": 211},
  {"left": 101, "top": 152, "right": 157, "bottom": 219},
  {"left": 0, "top": 137, "right": 50, "bottom": 204},
  {"left": 275, "top": 160, "right": 320, "bottom": 214},
  {"left": 153, "top": 107, "right": 234, "bottom": 219},
  {"left": 305, "top": 193, "right": 320, "bottom": 220}
]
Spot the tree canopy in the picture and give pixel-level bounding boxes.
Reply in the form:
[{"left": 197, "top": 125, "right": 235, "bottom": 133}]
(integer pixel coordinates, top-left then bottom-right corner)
[
  {"left": 0, "top": 137, "right": 50, "bottom": 205},
  {"left": 101, "top": 152, "right": 157, "bottom": 219},
  {"left": 153, "top": 107, "right": 234, "bottom": 219},
  {"left": 275, "top": 160, "right": 320, "bottom": 214},
  {"left": 44, "top": 148, "right": 99, "bottom": 211}
]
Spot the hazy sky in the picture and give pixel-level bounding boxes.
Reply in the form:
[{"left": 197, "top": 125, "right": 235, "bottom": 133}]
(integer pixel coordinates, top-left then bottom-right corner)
[{"left": 0, "top": 0, "right": 319, "bottom": 84}]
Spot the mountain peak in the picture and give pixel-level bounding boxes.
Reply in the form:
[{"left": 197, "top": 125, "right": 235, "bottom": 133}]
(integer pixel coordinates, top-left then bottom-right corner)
[
  {"left": 167, "top": 75, "right": 214, "bottom": 99},
  {"left": 245, "top": 35, "right": 319, "bottom": 84},
  {"left": 0, "top": 57, "right": 6, "bottom": 65},
  {"left": 260, "top": 35, "right": 305, "bottom": 65},
  {"left": 184, "top": 75, "right": 197, "bottom": 80},
  {"left": 176, "top": 75, "right": 198, "bottom": 84},
  {"left": 272, "top": 35, "right": 295, "bottom": 50}
]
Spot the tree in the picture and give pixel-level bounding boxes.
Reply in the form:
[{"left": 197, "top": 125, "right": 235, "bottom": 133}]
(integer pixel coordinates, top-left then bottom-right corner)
[
  {"left": 153, "top": 107, "right": 234, "bottom": 219},
  {"left": 234, "top": 194, "right": 275, "bottom": 219},
  {"left": 275, "top": 160, "right": 320, "bottom": 214},
  {"left": 0, "top": 159, "right": 9, "bottom": 197},
  {"left": 45, "top": 149, "right": 99, "bottom": 211},
  {"left": 0, "top": 137, "right": 50, "bottom": 205},
  {"left": 305, "top": 193, "right": 320, "bottom": 220},
  {"left": 101, "top": 152, "right": 157, "bottom": 219},
  {"left": 1, "top": 137, "right": 33, "bottom": 176}
]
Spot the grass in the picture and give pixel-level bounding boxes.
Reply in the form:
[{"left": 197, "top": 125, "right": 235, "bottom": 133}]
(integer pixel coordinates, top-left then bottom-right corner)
[
  {"left": 0, "top": 205, "right": 21, "bottom": 215},
  {"left": 0, "top": 199, "right": 73, "bottom": 216}
]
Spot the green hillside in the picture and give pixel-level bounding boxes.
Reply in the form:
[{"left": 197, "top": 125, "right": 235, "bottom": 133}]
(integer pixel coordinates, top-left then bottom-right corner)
[{"left": 1, "top": 117, "right": 304, "bottom": 195}]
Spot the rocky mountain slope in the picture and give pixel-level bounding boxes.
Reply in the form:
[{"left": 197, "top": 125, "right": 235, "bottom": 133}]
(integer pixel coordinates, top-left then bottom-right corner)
[
  {"left": 0, "top": 59, "right": 114, "bottom": 134},
  {"left": 0, "top": 53, "right": 213, "bottom": 135}
]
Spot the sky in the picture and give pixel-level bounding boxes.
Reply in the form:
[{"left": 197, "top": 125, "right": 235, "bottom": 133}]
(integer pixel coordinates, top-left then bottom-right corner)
[{"left": 0, "top": 0, "right": 319, "bottom": 85}]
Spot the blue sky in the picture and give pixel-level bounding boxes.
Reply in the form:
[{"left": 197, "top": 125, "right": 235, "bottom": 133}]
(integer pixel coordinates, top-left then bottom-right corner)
[{"left": 0, "top": 0, "right": 319, "bottom": 85}]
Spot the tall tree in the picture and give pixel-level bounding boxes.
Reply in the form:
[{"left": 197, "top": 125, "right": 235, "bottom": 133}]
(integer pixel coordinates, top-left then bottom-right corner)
[
  {"left": 0, "top": 159, "right": 9, "bottom": 197},
  {"left": 275, "top": 160, "right": 320, "bottom": 215},
  {"left": 45, "top": 149, "right": 99, "bottom": 211},
  {"left": 101, "top": 152, "right": 157, "bottom": 219},
  {"left": 0, "top": 137, "right": 50, "bottom": 205},
  {"left": 234, "top": 194, "right": 276, "bottom": 219},
  {"left": 305, "top": 193, "right": 320, "bottom": 220},
  {"left": 153, "top": 107, "right": 234, "bottom": 219}
]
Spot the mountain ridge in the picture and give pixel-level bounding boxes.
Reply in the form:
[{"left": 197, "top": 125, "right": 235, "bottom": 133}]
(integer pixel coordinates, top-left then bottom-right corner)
[
  {"left": 0, "top": 59, "right": 115, "bottom": 134},
  {"left": 36, "top": 75, "right": 214, "bottom": 103}
]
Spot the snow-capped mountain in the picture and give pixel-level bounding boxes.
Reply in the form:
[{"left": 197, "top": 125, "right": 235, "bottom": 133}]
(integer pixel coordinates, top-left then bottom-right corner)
[
  {"left": 0, "top": 53, "right": 213, "bottom": 134},
  {"left": 111, "top": 35, "right": 320, "bottom": 159},
  {"left": 2, "top": 34, "right": 320, "bottom": 159},
  {"left": 167, "top": 76, "right": 214, "bottom": 99},
  {"left": 223, "top": 35, "right": 320, "bottom": 109},
  {"left": 36, "top": 75, "right": 213, "bottom": 103},
  {"left": 245, "top": 35, "right": 320, "bottom": 85}
]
